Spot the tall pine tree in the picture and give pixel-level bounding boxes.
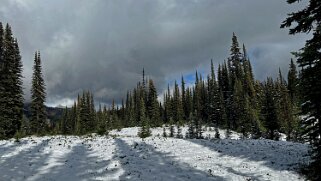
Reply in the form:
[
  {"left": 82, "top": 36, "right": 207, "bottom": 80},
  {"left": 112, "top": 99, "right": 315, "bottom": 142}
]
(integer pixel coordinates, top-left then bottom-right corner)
[
  {"left": 281, "top": 1, "right": 321, "bottom": 179},
  {"left": 0, "top": 23, "right": 24, "bottom": 139},
  {"left": 30, "top": 51, "right": 47, "bottom": 135}
]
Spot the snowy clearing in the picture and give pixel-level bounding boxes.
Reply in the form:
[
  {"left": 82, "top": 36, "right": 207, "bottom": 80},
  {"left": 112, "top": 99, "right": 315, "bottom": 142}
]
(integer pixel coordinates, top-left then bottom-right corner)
[{"left": 0, "top": 127, "right": 310, "bottom": 181}]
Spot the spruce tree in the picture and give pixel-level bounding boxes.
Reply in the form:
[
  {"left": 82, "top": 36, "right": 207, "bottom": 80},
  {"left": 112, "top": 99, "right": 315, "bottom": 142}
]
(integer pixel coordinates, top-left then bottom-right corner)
[
  {"left": 228, "top": 33, "right": 243, "bottom": 88},
  {"left": 0, "top": 23, "right": 24, "bottom": 139},
  {"left": 181, "top": 76, "right": 187, "bottom": 120},
  {"left": 147, "top": 79, "right": 160, "bottom": 127},
  {"left": 287, "top": 59, "right": 299, "bottom": 104},
  {"left": 78, "top": 92, "right": 90, "bottom": 134},
  {"left": 193, "top": 72, "right": 203, "bottom": 139},
  {"left": 219, "top": 62, "right": 232, "bottom": 131},
  {"left": 138, "top": 97, "right": 151, "bottom": 138},
  {"left": 262, "top": 78, "right": 280, "bottom": 140},
  {"left": 0, "top": 23, "right": 6, "bottom": 138},
  {"left": 208, "top": 60, "right": 222, "bottom": 138},
  {"left": 173, "top": 81, "right": 183, "bottom": 125},
  {"left": 173, "top": 81, "right": 184, "bottom": 138},
  {"left": 278, "top": 72, "right": 298, "bottom": 141},
  {"left": 0, "top": 22, "right": 3, "bottom": 70},
  {"left": 30, "top": 51, "right": 46, "bottom": 135},
  {"left": 97, "top": 104, "right": 107, "bottom": 135},
  {"left": 12, "top": 39, "right": 24, "bottom": 133},
  {"left": 59, "top": 106, "right": 68, "bottom": 134},
  {"left": 282, "top": 2, "right": 321, "bottom": 178}
]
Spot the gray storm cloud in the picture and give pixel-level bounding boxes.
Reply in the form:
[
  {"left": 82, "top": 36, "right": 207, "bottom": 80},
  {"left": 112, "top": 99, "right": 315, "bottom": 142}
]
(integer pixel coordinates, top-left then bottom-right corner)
[{"left": 0, "top": 0, "right": 308, "bottom": 106}]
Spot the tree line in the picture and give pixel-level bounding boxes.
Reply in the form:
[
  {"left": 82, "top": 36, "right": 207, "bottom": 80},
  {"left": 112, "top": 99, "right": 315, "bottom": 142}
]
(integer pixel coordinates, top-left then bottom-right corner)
[{"left": 56, "top": 33, "right": 301, "bottom": 142}]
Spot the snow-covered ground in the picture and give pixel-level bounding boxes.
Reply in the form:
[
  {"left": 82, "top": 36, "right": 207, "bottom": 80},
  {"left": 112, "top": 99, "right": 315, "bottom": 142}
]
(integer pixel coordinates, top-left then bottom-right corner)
[{"left": 0, "top": 127, "right": 310, "bottom": 181}]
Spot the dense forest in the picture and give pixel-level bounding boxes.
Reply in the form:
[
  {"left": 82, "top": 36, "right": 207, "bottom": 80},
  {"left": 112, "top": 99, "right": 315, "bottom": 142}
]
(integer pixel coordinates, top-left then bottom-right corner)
[
  {"left": 0, "top": 0, "right": 320, "bottom": 180},
  {"left": 54, "top": 33, "right": 301, "bottom": 143}
]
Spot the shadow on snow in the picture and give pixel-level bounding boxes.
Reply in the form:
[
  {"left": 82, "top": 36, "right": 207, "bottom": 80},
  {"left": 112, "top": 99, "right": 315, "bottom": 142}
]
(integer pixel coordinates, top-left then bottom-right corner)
[
  {"left": 186, "top": 138, "right": 309, "bottom": 172},
  {"left": 114, "top": 138, "right": 226, "bottom": 181},
  {"left": 0, "top": 139, "right": 52, "bottom": 180},
  {"left": 38, "top": 142, "right": 118, "bottom": 181}
]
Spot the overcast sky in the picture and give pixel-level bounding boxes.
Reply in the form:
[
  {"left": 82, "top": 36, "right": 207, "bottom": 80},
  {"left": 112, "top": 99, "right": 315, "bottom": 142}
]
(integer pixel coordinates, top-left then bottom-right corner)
[{"left": 0, "top": 0, "right": 309, "bottom": 107}]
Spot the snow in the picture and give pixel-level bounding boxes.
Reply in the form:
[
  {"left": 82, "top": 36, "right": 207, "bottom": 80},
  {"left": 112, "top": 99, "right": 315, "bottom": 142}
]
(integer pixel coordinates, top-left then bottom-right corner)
[{"left": 0, "top": 127, "right": 310, "bottom": 181}]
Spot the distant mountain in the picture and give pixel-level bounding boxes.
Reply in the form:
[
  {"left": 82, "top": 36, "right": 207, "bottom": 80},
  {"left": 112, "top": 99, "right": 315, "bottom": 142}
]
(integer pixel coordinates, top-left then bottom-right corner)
[{"left": 23, "top": 103, "right": 64, "bottom": 122}]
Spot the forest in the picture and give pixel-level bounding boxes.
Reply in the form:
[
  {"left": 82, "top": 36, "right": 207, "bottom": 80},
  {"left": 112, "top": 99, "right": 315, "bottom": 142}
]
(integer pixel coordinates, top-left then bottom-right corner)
[{"left": 0, "top": 0, "right": 320, "bottom": 180}]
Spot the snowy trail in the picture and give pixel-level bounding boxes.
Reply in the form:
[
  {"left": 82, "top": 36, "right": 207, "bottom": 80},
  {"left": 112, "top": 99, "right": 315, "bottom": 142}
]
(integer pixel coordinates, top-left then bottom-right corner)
[
  {"left": 0, "top": 128, "right": 310, "bottom": 181},
  {"left": 113, "top": 138, "right": 222, "bottom": 181},
  {"left": 117, "top": 137, "right": 309, "bottom": 181}
]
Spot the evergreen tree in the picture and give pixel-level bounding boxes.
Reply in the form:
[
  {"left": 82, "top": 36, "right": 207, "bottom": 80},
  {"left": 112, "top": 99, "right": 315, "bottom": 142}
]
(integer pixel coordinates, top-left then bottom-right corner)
[
  {"left": 241, "top": 45, "right": 262, "bottom": 138},
  {"left": 228, "top": 33, "right": 243, "bottom": 87},
  {"left": 70, "top": 101, "right": 77, "bottom": 133},
  {"left": 282, "top": 3, "right": 321, "bottom": 178},
  {"left": 0, "top": 23, "right": 24, "bottom": 139},
  {"left": 277, "top": 71, "right": 298, "bottom": 141},
  {"left": 219, "top": 62, "right": 232, "bottom": 131},
  {"left": 185, "top": 88, "right": 193, "bottom": 122},
  {"left": 0, "top": 22, "right": 3, "bottom": 71},
  {"left": 88, "top": 92, "right": 96, "bottom": 131},
  {"left": 12, "top": 39, "right": 24, "bottom": 134},
  {"left": 287, "top": 59, "right": 299, "bottom": 104},
  {"left": 232, "top": 78, "right": 251, "bottom": 138},
  {"left": 30, "top": 51, "right": 46, "bottom": 135},
  {"left": 193, "top": 72, "right": 203, "bottom": 138},
  {"left": 164, "top": 84, "right": 173, "bottom": 123},
  {"left": 208, "top": 60, "right": 223, "bottom": 138},
  {"left": 138, "top": 97, "right": 151, "bottom": 138},
  {"left": 147, "top": 79, "right": 160, "bottom": 127},
  {"left": 97, "top": 104, "right": 107, "bottom": 135},
  {"left": 59, "top": 106, "right": 68, "bottom": 134},
  {"left": 173, "top": 81, "right": 184, "bottom": 125},
  {"left": 110, "top": 99, "right": 121, "bottom": 130},
  {"left": 181, "top": 76, "right": 187, "bottom": 120},
  {"left": 262, "top": 78, "right": 280, "bottom": 140},
  {"left": 78, "top": 92, "right": 90, "bottom": 134}
]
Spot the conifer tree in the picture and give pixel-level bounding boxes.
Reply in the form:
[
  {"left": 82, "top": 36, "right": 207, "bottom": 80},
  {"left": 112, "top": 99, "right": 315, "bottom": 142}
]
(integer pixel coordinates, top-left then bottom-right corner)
[
  {"left": 89, "top": 93, "right": 96, "bottom": 129},
  {"left": 97, "top": 104, "right": 107, "bottom": 135},
  {"left": 282, "top": 2, "right": 321, "bottom": 178},
  {"left": 173, "top": 81, "right": 183, "bottom": 125},
  {"left": 78, "top": 92, "right": 90, "bottom": 134},
  {"left": 12, "top": 39, "right": 24, "bottom": 131},
  {"left": 185, "top": 88, "right": 193, "bottom": 121},
  {"left": 181, "top": 76, "right": 187, "bottom": 120},
  {"left": 59, "top": 106, "right": 68, "bottom": 134},
  {"left": 0, "top": 23, "right": 24, "bottom": 138},
  {"left": 30, "top": 51, "right": 46, "bottom": 135},
  {"left": 287, "top": 59, "right": 300, "bottom": 104},
  {"left": 208, "top": 60, "right": 222, "bottom": 138},
  {"left": 138, "top": 97, "right": 151, "bottom": 138},
  {"left": 193, "top": 72, "right": 203, "bottom": 139},
  {"left": 164, "top": 84, "right": 173, "bottom": 123},
  {"left": 0, "top": 22, "right": 3, "bottom": 71},
  {"left": 70, "top": 101, "right": 77, "bottom": 133},
  {"left": 0, "top": 30, "right": 6, "bottom": 137},
  {"left": 228, "top": 33, "right": 243, "bottom": 87},
  {"left": 218, "top": 62, "right": 232, "bottom": 130},
  {"left": 147, "top": 79, "right": 160, "bottom": 127},
  {"left": 262, "top": 78, "right": 280, "bottom": 140},
  {"left": 278, "top": 71, "right": 298, "bottom": 141}
]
